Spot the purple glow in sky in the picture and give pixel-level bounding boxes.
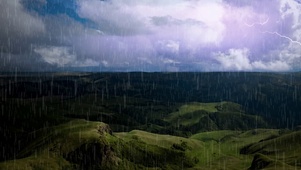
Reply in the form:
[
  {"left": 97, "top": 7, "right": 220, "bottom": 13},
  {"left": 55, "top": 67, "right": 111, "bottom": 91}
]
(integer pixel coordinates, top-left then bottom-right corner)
[{"left": 1, "top": 0, "right": 301, "bottom": 71}]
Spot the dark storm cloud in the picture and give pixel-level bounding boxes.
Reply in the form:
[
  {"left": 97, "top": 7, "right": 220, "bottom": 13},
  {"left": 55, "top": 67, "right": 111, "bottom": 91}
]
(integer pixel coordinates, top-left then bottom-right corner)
[
  {"left": 0, "top": 0, "right": 45, "bottom": 52},
  {"left": 1, "top": 0, "right": 301, "bottom": 71},
  {"left": 0, "top": 0, "right": 98, "bottom": 70}
]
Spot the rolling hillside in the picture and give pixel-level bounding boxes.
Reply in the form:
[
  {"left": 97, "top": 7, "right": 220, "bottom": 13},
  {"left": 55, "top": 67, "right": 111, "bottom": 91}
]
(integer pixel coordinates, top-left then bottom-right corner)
[
  {"left": 1, "top": 119, "right": 299, "bottom": 170},
  {"left": 0, "top": 120, "right": 197, "bottom": 170},
  {"left": 241, "top": 130, "right": 301, "bottom": 170}
]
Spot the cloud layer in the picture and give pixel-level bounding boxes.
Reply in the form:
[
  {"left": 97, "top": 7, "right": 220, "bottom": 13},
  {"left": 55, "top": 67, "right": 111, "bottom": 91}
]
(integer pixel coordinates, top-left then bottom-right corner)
[{"left": 1, "top": 0, "right": 301, "bottom": 71}]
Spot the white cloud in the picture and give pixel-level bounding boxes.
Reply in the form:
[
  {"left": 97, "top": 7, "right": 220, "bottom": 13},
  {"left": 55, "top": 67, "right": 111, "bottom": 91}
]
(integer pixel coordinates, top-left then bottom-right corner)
[
  {"left": 258, "top": 0, "right": 301, "bottom": 71},
  {"left": 214, "top": 48, "right": 291, "bottom": 71},
  {"left": 276, "top": 43, "right": 301, "bottom": 69},
  {"left": 156, "top": 40, "right": 180, "bottom": 54},
  {"left": 214, "top": 48, "right": 252, "bottom": 71},
  {"left": 75, "top": 59, "right": 99, "bottom": 67},
  {"left": 293, "top": 29, "right": 301, "bottom": 41},
  {"left": 101, "top": 60, "right": 109, "bottom": 67},
  {"left": 162, "top": 58, "right": 180, "bottom": 64},
  {"left": 252, "top": 60, "right": 290, "bottom": 71},
  {"left": 280, "top": 0, "right": 301, "bottom": 28},
  {"left": 34, "top": 46, "right": 99, "bottom": 67},
  {"left": 34, "top": 46, "right": 76, "bottom": 67}
]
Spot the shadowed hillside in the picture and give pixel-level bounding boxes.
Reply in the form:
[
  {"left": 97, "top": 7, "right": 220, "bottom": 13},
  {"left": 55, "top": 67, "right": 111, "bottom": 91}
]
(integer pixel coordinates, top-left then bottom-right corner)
[{"left": 1, "top": 72, "right": 300, "bottom": 128}]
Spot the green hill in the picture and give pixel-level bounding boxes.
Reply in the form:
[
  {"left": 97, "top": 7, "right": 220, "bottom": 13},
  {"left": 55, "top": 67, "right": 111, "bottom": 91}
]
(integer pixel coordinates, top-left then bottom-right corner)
[
  {"left": 0, "top": 92, "right": 271, "bottom": 164},
  {"left": 1, "top": 119, "right": 300, "bottom": 170},
  {"left": 241, "top": 130, "right": 301, "bottom": 170},
  {"left": 2, "top": 72, "right": 301, "bottom": 169},
  {"left": 164, "top": 102, "right": 268, "bottom": 134},
  {"left": 0, "top": 120, "right": 198, "bottom": 170}
]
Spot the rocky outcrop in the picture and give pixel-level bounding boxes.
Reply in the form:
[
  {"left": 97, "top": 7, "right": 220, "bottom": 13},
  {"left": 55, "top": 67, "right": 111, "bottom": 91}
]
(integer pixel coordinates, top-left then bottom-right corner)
[
  {"left": 248, "top": 154, "right": 273, "bottom": 170},
  {"left": 65, "top": 142, "right": 118, "bottom": 170}
]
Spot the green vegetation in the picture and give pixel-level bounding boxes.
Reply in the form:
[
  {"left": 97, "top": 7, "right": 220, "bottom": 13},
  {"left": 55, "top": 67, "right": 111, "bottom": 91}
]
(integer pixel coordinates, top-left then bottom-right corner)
[
  {"left": 241, "top": 130, "right": 301, "bottom": 169},
  {"left": 164, "top": 102, "right": 268, "bottom": 134},
  {"left": 186, "top": 129, "right": 284, "bottom": 169},
  {"left": 1, "top": 118, "right": 301, "bottom": 169},
  {"left": 0, "top": 120, "right": 198, "bottom": 170},
  {"left": 190, "top": 130, "right": 241, "bottom": 142},
  {"left": 1, "top": 72, "right": 301, "bottom": 169},
  {"left": 115, "top": 127, "right": 295, "bottom": 170}
]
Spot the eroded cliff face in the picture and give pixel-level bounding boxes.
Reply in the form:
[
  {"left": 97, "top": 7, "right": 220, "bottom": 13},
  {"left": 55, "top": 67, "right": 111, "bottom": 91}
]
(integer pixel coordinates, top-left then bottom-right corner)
[
  {"left": 65, "top": 142, "right": 117, "bottom": 169},
  {"left": 64, "top": 124, "right": 119, "bottom": 170}
]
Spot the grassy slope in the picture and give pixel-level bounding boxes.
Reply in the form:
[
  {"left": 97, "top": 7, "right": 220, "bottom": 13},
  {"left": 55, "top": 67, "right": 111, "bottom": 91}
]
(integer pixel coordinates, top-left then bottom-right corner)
[
  {"left": 164, "top": 102, "right": 219, "bottom": 122},
  {"left": 0, "top": 120, "right": 113, "bottom": 170},
  {"left": 115, "top": 128, "right": 292, "bottom": 170},
  {"left": 1, "top": 119, "right": 300, "bottom": 170},
  {"left": 0, "top": 120, "right": 197, "bottom": 170},
  {"left": 188, "top": 129, "right": 283, "bottom": 170},
  {"left": 0, "top": 100, "right": 275, "bottom": 170},
  {"left": 242, "top": 130, "right": 301, "bottom": 170},
  {"left": 164, "top": 102, "right": 268, "bottom": 133}
]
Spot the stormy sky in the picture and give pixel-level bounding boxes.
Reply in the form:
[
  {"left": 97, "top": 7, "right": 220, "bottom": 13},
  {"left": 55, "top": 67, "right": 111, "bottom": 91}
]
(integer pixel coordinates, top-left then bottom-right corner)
[{"left": 1, "top": 0, "right": 301, "bottom": 72}]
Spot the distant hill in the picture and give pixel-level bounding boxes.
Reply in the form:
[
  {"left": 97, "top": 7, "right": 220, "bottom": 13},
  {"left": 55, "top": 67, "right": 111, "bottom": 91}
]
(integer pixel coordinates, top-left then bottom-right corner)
[
  {"left": 1, "top": 72, "right": 301, "bottom": 128},
  {"left": 164, "top": 102, "right": 268, "bottom": 134}
]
